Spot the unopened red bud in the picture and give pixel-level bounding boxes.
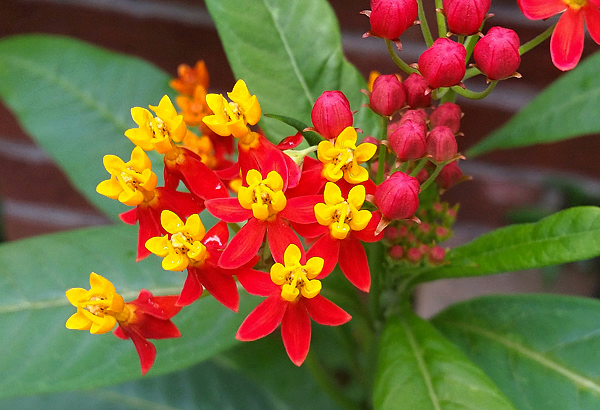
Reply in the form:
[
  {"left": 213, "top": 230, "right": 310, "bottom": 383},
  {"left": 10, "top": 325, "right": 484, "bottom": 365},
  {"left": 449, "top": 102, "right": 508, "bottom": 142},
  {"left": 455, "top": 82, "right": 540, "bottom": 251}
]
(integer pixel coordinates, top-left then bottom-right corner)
[
  {"left": 428, "top": 246, "right": 446, "bottom": 264},
  {"left": 418, "top": 38, "right": 466, "bottom": 89},
  {"left": 430, "top": 102, "right": 462, "bottom": 133},
  {"left": 419, "top": 223, "right": 431, "bottom": 235},
  {"left": 311, "top": 91, "right": 353, "bottom": 139},
  {"left": 375, "top": 171, "right": 421, "bottom": 220},
  {"left": 406, "top": 247, "right": 422, "bottom": 263},
  {"left": 400, "top": 109, "right": 428, "bottom": 128},
  {"left": 370, "top": 74, "right": 406, "bottom": 116},
  {"left": 435, "top": 161, "right": 463, "bottom": 189},
  {"left": 388, "top": 245, "right": 405, "bottom": 260},
  {"left": 397, "top": 224, "right": 409, "bottom": 237},
  {"left": 403, "top": 73, "right": 431, "bottom": 108},
  {"left": 362, "top": 135, "right": 380, "bottom": 146},
  {"left": 366, "top": 0, "right": 419, "bottom": 40},
  {"left": 474, "top": 27, "right": 521, "bottom": 81},
  {"left": 443, "top": 0, "right": 491, "bottom": 36},
  {"left": 432, "top": 202, "right": 444, "bottom": 214},
  {"left": 427, "top": 126, "right": 458, "bottom": 162},
  {"left": 389, "top": 120, "right": 427, "bottom": 161}
]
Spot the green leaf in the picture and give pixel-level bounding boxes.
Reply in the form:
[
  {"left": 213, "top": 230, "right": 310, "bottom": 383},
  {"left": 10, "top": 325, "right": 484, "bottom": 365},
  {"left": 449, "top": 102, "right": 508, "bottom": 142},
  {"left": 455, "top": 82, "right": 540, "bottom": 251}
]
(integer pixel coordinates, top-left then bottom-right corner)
[
  {"left": 204, "top": 0, "right": 380, "bottom": 141},
  {"left": 412, "top": 206, "right": 600, "bottom": 284},
  {"left": 264, "top": 113, "right": 324, "bottom": 146},
  {"left": 431, "top": 294, "right": 600, "bottom": 410},
  {"left": 373, "top": 311, "right": 515, "bottom": 410},
  {"left": 0, "top": 34, "right": 172, "bottom": 220},
  {"left": 468, "top": 50, "right": 600, "bottom": 157},
  {"left": 0, "top": 360, "right": 282, "bottom": 409},
  {"left": 0, "top": 224, "right": 257, "bottom": 399}
]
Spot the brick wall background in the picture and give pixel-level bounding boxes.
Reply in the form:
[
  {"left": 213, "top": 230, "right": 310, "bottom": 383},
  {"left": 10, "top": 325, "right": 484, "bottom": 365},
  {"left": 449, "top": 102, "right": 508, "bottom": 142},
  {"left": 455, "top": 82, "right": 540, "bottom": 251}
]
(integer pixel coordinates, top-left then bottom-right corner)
[{"left": 1, "top": 0, "right": 599, "bottom": 315}]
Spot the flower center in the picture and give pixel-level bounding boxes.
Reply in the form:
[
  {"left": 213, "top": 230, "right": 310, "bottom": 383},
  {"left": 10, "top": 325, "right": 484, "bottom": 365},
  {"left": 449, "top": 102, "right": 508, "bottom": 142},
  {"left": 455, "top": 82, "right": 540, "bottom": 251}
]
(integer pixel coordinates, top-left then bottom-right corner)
[
  {"left": 270, "top": 245, "right": 324, "bottom": 302},
  {"left": 564, "top": 0, "right": 587, "bottom": 9},
  {"left": 238, "top": 170, "right": 287, "bottom": 220}
]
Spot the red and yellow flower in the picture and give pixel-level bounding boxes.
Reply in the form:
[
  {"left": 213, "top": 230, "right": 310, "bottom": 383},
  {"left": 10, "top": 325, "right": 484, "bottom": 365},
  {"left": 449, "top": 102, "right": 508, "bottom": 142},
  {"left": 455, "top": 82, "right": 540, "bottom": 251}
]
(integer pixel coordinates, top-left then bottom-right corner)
[
  {"left": 236, "top": 244, "right": 351, "bottom": 366},
  {"left": 66, "top": 273, "right": 181, "bottom": 375}
]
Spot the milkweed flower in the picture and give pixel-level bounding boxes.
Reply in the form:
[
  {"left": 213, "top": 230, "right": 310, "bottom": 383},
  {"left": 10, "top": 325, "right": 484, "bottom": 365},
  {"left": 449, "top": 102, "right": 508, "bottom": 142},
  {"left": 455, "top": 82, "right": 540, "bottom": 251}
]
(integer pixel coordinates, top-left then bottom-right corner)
[
  {"left": 65, "top": 273, "right": 181, "bottom": 375},
  {"left": 306, "top": 182, "right": 384, "bottom": 292},
  {"left": 317, "top": 126, "right": 377, "bottom": 184},
  {"left": 97, "top": 146, "right": 203, "bottom": 261},
  {"left": 203, "top": 79, "right": 261, "bottom": 143},
  {"left": 170, "top": 60, "right": 210, "bottom": 97},
  {"left": 518, "top": 0, "right": 600, "bottom": 70},
  {"left": 205, "top": 167, "right": 303, "bottom": 269},
  {"left": 145, "top": 210, "right": 250, "bottom": 311},
  {"left": 236, "top": 244, "right": 351, "bottom": 366}
]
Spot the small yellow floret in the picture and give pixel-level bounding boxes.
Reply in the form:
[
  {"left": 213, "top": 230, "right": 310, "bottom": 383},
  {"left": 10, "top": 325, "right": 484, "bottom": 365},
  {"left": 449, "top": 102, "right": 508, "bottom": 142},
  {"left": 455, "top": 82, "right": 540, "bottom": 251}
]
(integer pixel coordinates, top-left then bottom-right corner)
[
  {"left": 314, "top": 182, "right": 372, "bottom": 240},
  {"left": 270, "top": 244, "right": 323, "bottom": 302},
  {"left": 237, "top": 170, "right": 287, "bottom": 221},
  {"left": 65, "top": 272, "right": 130, "bottom": 334},
  {"left": 96, "top": 146, "right": 157, "bottom": 206},
  {"left": 202, "top": 79, "right": 261, "bottom": 139},
  {"left": 145, "top": 210, "right": 208, "bottom": 271},
  {"left": 317, "top": 127, "right": 377, "bottom": 184},
  {"left": 125, "top": 95, "right": 187, "bottom": 154}
]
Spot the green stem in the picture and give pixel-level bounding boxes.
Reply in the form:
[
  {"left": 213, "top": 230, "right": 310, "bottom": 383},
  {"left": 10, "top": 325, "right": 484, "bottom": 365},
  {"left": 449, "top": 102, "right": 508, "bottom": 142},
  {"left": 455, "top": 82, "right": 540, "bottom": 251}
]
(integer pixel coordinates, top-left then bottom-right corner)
[
  {"left": 419, "top": 159, "right": 451, "bottom": 191},
  {"left": 304, "top": 351, "right": 362, "bottom": 410},
  {"left": 439, "top": 88, "right": 457, "bottom": 104},
  {"left": 416, "top": 0, "right": 434, "bottom": 47},
  {"left": 519, "top": 23, "right": 556, "bottom": 55},
  {"left": 409, "top": 158, "right": 428, "bottom": 177},
  {"left": 463, "top": 34, "right": 480, "bottom": 63},
  {"left": 450, "top": 81, "right": 497, "bottom": 100},
  {"left": 385, "top": 39, "right": 418, "bottom": 75},
  {"left": 227, "top": 222, "right": 241, "bottom": 234},
  {"left": 434, "top": 0, "right": 447, "bottom": 39},
  {"left": 376, "top": 116, "right": 389, "bottom": 184},
  {"left": 463, "top": 66, "right": 483, "bottom": 81}
]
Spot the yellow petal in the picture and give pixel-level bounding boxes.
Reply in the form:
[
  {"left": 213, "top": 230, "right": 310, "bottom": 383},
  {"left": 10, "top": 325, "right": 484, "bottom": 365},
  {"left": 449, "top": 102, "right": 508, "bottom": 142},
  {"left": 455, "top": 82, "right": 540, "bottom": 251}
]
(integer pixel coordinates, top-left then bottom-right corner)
[
  {"left": 355, "top": 142, "right": 377, "bottom": 162},
  {"left": 283, "top": 244, "right": 302, "bottom": 266},
  {"left": 96, "top": 177, "right": 122, "bottom": 200},
  {"left": 162, "top": 252, "right": 188, "bottom": 271},
  {"left": 304, "top": 257, "right": 325, "bottom": 279},
  {"left": 150, "top": 95, "right": 178, "bottom": 120},
  {"left": 349, "top": 209, "right": 372, "bottom": 232},
  {"left": 161, "top": 210, "right": 185, "bottom": 234},
  {"left": 270, "top": 262, "right": 287, "bottom": 285},
  {"left": 344, "top": 164, "right": 369, "bottom": 184},
  {"left": 185, "top": 214, "right": 205, "bottom": 239},
  {"left": 314, "top": 203, "right": 333, "bottom": 226},
  {"left": 301, "top": 279, "right": 322, "bottom": 299},
  {"left": 335, "top": 127, "right": 358, "bottom": 148},
  {"left": 145, "top": 236, "right": 171, "bottom": 257},
  {"left": 347, "top": 185, "right": 366, "bottom": 209},
  {"left": 323, "top": 182, "right": 344, "bottom": 205},
  {"left": 65, "top": 311, "right": 92, "bottom": 330},
  {"left": 251, "top": 203, "right": 269, "bottom": 220}
]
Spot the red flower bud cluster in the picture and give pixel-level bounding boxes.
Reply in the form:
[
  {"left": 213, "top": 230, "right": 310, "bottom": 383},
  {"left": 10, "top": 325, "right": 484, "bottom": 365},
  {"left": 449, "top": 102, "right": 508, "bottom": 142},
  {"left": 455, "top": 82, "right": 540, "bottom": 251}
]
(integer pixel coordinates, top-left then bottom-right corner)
[
  {"left": 311, "top": 91, "right": 354, "bottom": 140},
  {"left": 369, "top": 74, "right": 406, "bottom": 116},
  {"left": 375, "top": 171, "right": 421, "bottom": 221},
  {"left": 384, "top": 202, "right": 458, "bottom": 265}
]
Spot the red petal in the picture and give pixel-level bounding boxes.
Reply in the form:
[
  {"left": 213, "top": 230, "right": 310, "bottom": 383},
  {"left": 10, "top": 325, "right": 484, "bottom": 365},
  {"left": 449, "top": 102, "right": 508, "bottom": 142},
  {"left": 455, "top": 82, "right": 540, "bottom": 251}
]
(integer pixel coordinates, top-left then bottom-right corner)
[
  {"left": 304, "top": 294, "right": 352, "bottom": 326},
  {"left": 279, "top": 195, "right": 322, "bottom": 224},
  {"left": 130, "top": 289, "right": 182, "bottom": 319},
  {"left": 517, "top": 0, "right": 565, "bottom": 19},
  {"left": 214, "top": 161, "right": 241, "bottom": 181},
  {"left": 286, "top": 166, "right": 326, "bottom": 197},
  {"left": 203, "top": 221, "right": 229, "bottom": 250},
  {"left": 155, "top": 187, "right": 204, "bottom": 218},
  {"left": 136, "top": 206, "right": 163, "bottom": 261},
  {"left": 336, "top": 178, "right": 377, "bottom": 198},
  {"left": 113, "top": 326, "right": 128, "bottom": 340},
  {"left": 121, "top": 327, "right": 157, "bottom": 375},
  {"left": 338, "top": 236, "right": 371, "bottom": 292},
  {"left": 551, "top": 9, "right": 585, "bottom": 71},
  {"left": 205, "top": 197, "right": 252, "bottom": 223},
  {"left": 291, "top": 221, "right": 328, "bottom": 239},
  {"left": 177, "top": 148, "right": 229, "bottom": 199},
  {"left": 236, "top": 294, "right": 287, "bottom": 341},
  {"left": 584, "top": 5, "right": 600, "bottom": 44},
  {"left": 281, "top": 300, "right": 311, "bottom": 366},
  {"left": 132, "top": 314, "right": 181, "bottom": 339},
  {"left": 267, "top": 218, "right": 303, "bottom": 264},
  {"left": 195, "top": 264, "right": 240, "bottom": 312},
  {"left": 353, "top": 211, "right": 385, "bottom": 243},
  {"left": 119, "top": 208, "right": 137, "bottom": 225},
  {"left": 276, "top": 132, "right": 303, "bottom": 149},
  {"left": 218, "top": 218, "right": 266, "bottom": 269},
  {"left": 236, "top": 268, "right": 279, "bottom": 296},
  {"left": 177, "top": 267, "right": 204, "bottom": 306},
  {"left": 307, "top": 234, "right": 340, "bottom": 277}
]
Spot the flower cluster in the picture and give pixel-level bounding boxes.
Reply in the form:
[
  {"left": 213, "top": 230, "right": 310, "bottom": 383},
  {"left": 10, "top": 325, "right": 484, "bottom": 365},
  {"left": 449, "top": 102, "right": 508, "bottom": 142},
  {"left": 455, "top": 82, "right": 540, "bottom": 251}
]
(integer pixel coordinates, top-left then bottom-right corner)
[{"left": 64, "top": 0, "right": 588, "bottom": 372}]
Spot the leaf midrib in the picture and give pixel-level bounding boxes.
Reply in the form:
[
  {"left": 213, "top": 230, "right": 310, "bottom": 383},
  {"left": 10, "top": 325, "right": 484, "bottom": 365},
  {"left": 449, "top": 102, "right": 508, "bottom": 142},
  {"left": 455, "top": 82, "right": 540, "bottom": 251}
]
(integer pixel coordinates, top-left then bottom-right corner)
[
  {"left": 444, "top": 320, "right": 600, "bottom": 395},
  {"left": 400, "top": 317, "right": 442, "bottom": 410},
  {"left": 1, "top": 54, "right": 130, "bottom": 132},
  {"left": 0, "top": 287, "right": 182, "bottom": 314}
]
